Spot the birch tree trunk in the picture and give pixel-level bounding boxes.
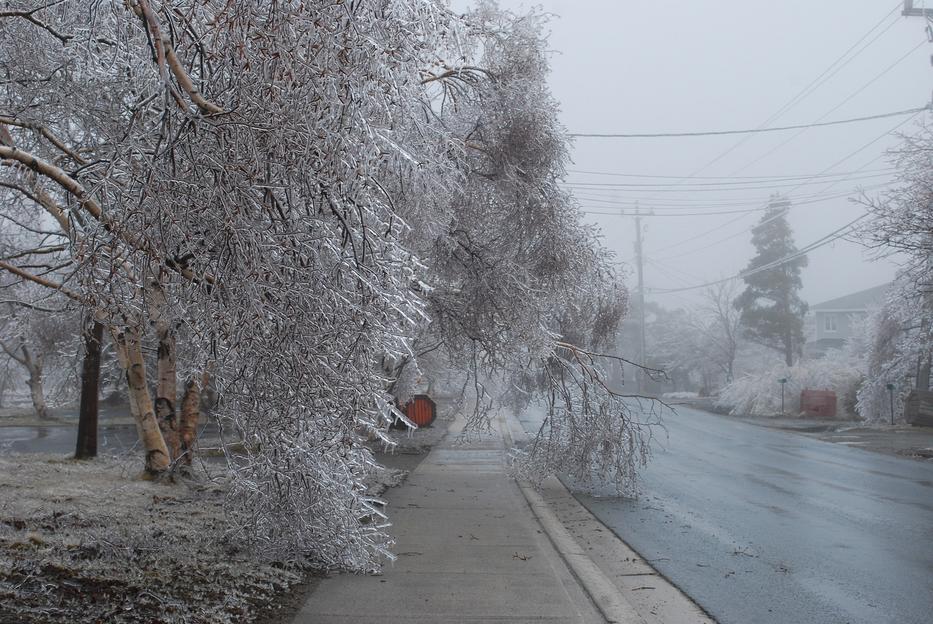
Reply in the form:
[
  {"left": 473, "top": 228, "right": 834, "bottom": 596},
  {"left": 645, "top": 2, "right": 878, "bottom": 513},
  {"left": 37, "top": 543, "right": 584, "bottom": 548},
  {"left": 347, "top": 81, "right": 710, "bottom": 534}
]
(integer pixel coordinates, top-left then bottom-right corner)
[
  {"left": 24, "top": 348, "right": 49, "bottom": 420},
  {"left": 1, "top": 343, "right": 51, "bottom": 420},
  {"left": 146, "top": 279, "right": 180, "bottom": 461},
  {"left": 111, "top": 326, "right": 170, "bottom": 475},
  {"left": 178, "top": 373, "right": 204, "bottom": 466}
]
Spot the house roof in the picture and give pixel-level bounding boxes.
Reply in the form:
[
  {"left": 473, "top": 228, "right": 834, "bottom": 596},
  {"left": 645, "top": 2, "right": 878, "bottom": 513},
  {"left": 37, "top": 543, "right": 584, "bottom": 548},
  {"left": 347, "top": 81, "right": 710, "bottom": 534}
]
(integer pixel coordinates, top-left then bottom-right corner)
[{"left": 810, "top": 283, "right": 890, "bottom": 312}]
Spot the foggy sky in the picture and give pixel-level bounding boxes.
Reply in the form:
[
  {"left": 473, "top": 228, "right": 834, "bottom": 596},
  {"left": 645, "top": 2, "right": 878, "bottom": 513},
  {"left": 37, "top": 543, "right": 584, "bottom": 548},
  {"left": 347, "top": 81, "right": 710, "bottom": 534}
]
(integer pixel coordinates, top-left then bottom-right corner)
[{"left": 453, "top": 0, "right": 931, "bottom": 308}]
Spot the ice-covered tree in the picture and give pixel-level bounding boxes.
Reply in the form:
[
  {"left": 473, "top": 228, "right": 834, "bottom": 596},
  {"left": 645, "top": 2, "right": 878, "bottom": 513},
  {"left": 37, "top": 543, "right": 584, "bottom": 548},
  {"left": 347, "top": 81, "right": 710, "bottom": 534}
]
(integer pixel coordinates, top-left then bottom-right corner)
[
  {"left": 0, "top": 0, "right": 460, "bottom": 567},
  {"left": 0, "top": 300, "right": 77, "bottom": 419},
  {"left": 854, "top": 117, "right": 932, "bottom": 421},
  {"left": 0, "top": 201, "right": 78, "bottom": 419},
  {"left": 734, "top": 196, "right": 808, "bottom": 366},
  {"left": 702, "top": 281, "right": 743, "bottom": 384},
  {"left": 0, "top": 0, "right": 652, "bottom": 566},
  {"left": 384, "top": 2, "right": 653, "bottom": 493}
]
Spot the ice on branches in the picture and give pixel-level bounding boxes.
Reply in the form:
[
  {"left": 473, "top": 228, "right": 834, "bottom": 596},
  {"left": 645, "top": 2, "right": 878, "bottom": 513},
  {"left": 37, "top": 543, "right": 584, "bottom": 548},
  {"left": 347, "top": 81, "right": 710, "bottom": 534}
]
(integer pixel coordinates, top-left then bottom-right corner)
[{"left": 0, "top": 0, "right": 657, "bottom": 569}]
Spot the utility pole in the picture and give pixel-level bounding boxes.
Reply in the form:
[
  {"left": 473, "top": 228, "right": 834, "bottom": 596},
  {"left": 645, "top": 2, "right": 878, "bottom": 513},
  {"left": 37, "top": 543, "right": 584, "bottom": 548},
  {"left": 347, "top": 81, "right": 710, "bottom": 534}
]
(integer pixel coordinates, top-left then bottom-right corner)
[
  {"left": 889, "top": 2, "right": 933, "bottom": 426},
  {"left": 902, "top": 0, "right": 933, "bottom": 98},
  {"left": 903, "top": 2, "right": 933, "bottom": 393},
  {"left": 633, "top": 204, "right": 648, "bottom": 393}
]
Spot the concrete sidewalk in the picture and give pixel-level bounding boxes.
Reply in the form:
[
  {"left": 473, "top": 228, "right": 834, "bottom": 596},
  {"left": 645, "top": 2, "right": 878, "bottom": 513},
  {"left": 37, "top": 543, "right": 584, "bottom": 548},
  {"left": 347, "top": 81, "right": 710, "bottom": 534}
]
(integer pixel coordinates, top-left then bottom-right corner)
[{"left": 293, "top": 418, "right": 609, "bottom": 623}]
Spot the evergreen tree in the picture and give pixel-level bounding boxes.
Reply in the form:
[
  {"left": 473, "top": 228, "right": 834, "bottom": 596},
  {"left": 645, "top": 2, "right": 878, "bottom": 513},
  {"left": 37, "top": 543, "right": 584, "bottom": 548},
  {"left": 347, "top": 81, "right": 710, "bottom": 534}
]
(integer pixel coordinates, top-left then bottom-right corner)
[{"left": 734, "top": 196, "right": 808, "bottom": 366}]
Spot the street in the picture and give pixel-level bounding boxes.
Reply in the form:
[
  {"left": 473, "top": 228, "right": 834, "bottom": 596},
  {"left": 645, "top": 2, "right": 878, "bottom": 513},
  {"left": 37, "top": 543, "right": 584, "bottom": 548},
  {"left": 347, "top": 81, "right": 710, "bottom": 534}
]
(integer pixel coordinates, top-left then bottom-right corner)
[
  {"left": 0, "top": 423, "right": 139, "bottom": 455},
  {"left": 521, "top": 404, "right": 933, "bottom": 624}
]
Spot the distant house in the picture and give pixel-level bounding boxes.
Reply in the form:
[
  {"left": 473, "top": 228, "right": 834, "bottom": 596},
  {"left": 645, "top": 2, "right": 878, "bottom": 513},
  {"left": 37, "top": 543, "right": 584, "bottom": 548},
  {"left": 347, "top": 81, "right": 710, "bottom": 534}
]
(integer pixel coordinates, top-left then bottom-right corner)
[{"left": 804, "top": 283, "right": 890, "bottom": 358}]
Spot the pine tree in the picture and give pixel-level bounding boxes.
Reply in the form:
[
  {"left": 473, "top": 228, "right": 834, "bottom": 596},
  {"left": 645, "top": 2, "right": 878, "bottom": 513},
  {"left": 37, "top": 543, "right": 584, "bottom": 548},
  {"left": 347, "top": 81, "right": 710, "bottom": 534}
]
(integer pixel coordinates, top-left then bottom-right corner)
[{"left": 734, "top": 196, "right": 808, "bottom": 366}]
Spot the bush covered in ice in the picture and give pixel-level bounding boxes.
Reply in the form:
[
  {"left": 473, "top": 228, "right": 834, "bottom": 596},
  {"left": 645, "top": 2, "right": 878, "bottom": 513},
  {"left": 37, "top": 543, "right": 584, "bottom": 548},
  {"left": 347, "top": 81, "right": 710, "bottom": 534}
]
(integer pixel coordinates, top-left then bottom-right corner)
[{"left": 716, "top": 350, "right": 862, "bottom": 417}]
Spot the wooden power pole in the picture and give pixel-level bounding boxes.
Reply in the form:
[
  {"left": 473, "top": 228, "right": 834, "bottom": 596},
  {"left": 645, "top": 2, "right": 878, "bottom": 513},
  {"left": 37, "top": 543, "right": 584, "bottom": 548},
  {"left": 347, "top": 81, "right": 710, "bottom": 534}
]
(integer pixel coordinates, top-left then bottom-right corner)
[{"left": 633, "top": 205, "right": 648, "bottom": 393}]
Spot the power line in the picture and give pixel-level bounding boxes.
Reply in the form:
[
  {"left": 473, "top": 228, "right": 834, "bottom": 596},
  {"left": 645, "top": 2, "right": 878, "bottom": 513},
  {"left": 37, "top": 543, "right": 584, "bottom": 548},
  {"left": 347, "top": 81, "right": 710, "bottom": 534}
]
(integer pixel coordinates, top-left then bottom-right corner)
[
  {"left": 646, "top": 109, "right": 924, "bottom": 255},
  {"left": 584, "top": 207, "right": 763, "bottom": 217},
  {"left": 730, "top": 39, "right": 929, "bottom": 174},
  {"left": 563, "top": 170, "right": 893, "bottom": 191},
  {"left": 646, "top": 188, "right": 873, "bottom": 259},
  {"left": 647, "top": 257, "right": 705, "bottom": 284},
  {"left": 574, "top": 182, "right": 893, "bottom": 210},
  {"left": 649, "top": 212, "right": 870, "bottom": 294},
  {"left": 579, "top": 185, "right": 888, "bottom": 219},
  {"left": 613, "top": 0, "right": 908, "bottom": 195},
  {"left": 566, "top": 105, "right": 927, "bottom": 139},
  {"left": 646, "top": 258, "right": 696, "bottom": 288},
  {"left": 758, "top": 3, "right": 905, "bottom": 126},
  {"left": 566, "top": 167, "right": 896, "bottom": 181}
]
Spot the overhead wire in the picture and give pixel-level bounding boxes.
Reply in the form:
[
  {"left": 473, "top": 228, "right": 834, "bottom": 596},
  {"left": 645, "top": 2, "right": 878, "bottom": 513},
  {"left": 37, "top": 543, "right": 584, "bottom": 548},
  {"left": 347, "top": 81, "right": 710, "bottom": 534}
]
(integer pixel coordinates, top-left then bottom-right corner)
[
  {"left": 748, "top": 3, "right": 906, "bottom": 126},
  {"left": 586, "top": 2, "right": 914, "bottom": 273},
  {"left": 571, "top": 181, "right": 893, "bottom": 205},
  {"left": 578, "top": 184, "right": 893, "bottom": 219},
  {"left": 563, "top": 170, "right": 894, "bottom": 191},
  {"left": 645, "top": 258, "right": 697, "bottom": 288},
  {"left": 576, "top": 1, "right": 920, "bottom": 285},
  {"left": 565, "top": 167, "right": 896, "bottom": 181},
  {"left": 627, "top": 0, "right": 908, "bottom": 195},
  {"left": 729, "top": 38, "right": 930, "bottom": 175},
  {"left": 566, "top": 105, "right": 926, "bottom": 139},
  {"left": 645, "top": 109, "right": 922, "bottom": 258},
  {"left": 574, "top": 182, "right": 894, "bottom": 211},
  {"left": 649, "top": 211, "right": 872, "bottom": 294}
]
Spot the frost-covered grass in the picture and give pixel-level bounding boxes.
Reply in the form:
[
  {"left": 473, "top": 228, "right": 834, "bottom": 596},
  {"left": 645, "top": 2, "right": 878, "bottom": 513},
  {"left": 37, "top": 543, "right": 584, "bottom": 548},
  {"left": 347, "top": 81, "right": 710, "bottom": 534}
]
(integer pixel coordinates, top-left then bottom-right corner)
[
  {"left": 0, "top": 420, "right": 441, "bottom": 623},
  {"left": 716, "top": 352, "right": 862, "bottom": 418},
  {"left": 0, "top": 454, "right": 308, "bottom": 623}
]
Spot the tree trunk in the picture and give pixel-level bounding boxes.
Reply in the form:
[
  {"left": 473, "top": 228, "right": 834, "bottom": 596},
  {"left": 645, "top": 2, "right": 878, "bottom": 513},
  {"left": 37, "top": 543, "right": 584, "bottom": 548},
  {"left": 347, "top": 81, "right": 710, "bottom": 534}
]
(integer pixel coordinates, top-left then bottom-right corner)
[
  {"left": 112, "top": 326, "right": 170, "bottom": 475},
  {"left": 22, "top": 347, "right": 50, "bottom": 420},
  {"left": 147, "top": 279, "right": 180, "bottom": 461},
  {"left": 918, "top": 353, "right": 931, "bottom": 392},
  {"left": 0, "top": 343, "right": 50, "bottom": 419},
  {"left": 784, "top": 326, "right": 794, "bottom": 367},
  {"left": 75, "top": 319, "right": 104, "bottom": 460},
  {"left": 178, "top": 373, "right": 205, "bottom": 466}
]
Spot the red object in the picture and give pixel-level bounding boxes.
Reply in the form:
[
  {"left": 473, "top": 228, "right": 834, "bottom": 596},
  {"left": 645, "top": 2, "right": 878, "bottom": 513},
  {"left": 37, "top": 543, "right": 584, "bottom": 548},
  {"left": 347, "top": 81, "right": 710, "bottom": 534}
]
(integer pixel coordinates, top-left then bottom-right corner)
[
  {"left": 404, "top": 394, "right": 437, "bottom": 427},
  {"left": 800, "top": 390, "right": 837, "bottom": 418}
]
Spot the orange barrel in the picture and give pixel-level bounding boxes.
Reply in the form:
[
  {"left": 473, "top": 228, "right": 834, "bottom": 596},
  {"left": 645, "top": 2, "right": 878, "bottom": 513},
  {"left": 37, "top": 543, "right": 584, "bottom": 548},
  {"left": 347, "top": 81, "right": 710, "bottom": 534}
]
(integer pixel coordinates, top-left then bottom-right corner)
[{"left": 404, "top": 394, "right": 437, "bottom": 427}]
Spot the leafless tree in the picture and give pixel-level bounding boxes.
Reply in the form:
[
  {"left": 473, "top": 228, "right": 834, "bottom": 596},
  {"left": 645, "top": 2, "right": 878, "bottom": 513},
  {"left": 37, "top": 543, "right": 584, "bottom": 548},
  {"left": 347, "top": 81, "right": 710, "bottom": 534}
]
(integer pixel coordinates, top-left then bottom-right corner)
[
  {"left": 701, "top": 281, "right": 743, "bottom": 384},
  {"left": 854, "top": 116, "right": 932, "bottom": 419}
]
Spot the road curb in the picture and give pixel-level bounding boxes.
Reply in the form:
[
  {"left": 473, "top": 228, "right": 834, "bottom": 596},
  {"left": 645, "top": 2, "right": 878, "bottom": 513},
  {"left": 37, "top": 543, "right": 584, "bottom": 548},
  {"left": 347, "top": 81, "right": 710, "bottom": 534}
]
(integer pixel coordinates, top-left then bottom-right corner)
[
  {"left": 499, "top": 412, "right": 646, "bottom": 624},
  {"left": 517, "top": 480, "right": 647, "bottom": 624}
]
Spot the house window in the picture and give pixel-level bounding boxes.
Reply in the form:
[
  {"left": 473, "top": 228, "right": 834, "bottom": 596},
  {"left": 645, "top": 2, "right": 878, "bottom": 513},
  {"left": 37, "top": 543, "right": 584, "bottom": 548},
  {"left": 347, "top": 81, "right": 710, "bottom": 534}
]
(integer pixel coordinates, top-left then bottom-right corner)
[{"left": 824, "top": 314, "right": 837, "bottom": 332}]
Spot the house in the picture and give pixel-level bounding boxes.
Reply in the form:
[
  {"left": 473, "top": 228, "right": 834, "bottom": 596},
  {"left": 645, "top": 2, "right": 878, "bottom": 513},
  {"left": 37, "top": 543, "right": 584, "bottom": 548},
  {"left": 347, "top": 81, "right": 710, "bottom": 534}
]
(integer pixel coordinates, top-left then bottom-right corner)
[{"left": 804, "top": 283, "right": 890, "bottom": 358}]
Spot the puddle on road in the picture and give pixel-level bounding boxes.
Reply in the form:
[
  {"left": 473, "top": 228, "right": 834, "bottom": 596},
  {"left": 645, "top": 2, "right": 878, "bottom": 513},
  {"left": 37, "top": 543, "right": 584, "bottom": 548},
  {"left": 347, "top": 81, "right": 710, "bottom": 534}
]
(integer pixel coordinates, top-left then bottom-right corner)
[{"left": 0, "top": 425, "right": 140, "bottom": 455}]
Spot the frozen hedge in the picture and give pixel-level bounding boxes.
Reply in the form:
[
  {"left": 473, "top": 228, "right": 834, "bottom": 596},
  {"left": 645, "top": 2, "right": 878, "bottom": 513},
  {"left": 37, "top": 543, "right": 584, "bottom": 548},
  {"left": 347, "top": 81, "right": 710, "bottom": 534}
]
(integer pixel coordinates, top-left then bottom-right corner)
[{"left": 716, "top": 351, "right": 862, "bottom": 417}]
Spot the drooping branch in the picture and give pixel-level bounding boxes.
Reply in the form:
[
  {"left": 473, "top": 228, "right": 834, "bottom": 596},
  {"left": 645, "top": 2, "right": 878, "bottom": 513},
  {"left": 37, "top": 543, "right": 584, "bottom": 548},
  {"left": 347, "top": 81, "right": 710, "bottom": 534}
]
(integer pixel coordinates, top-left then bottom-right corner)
[
  {"left": 127, "top": 0, "right": 224, "bottom": 115},
  {"left": 0, "top": 117, "right": 87, "bottom": 165},
  {"left": 0, "top": 145, "right": 102, "bottom": 219},
  {"left": 162, "top": 38, "right": 224, "bottom": 115},
  {"left": 0, "top": 6, "right": 72, "bottom": 44},
  {"left": 0, "top": 341, "right": 27, "bottom": 366},
  {"left": 0, "top": 145, "right": 213, "bottom": 285},
  {"left": 0, "top": 260, "right": 81, "bottom": 302}
]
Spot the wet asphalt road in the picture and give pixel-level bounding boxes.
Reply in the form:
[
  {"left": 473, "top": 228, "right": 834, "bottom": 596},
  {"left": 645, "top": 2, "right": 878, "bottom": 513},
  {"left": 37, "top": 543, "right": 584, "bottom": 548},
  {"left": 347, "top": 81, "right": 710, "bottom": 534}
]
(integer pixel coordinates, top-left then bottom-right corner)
[{"left": 525, "top": 405, "right": 933, "bottom": 624}]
